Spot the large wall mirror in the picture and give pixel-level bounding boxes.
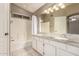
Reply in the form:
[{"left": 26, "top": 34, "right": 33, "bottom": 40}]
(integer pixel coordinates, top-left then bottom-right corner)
[
  {"left": 67, "top": 13, "right": 79, "bottom": 34},
  {"left": 38, "top": 3, "right": 79, "bottom": 34}
]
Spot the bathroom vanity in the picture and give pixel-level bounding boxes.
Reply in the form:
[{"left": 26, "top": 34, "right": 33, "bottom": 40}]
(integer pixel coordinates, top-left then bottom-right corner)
[
  {"left": 32, "top": 34, "right": 79, "bottom": 56},
  {"left": 32, "top": 4, "right": 79, "bottom": 56}
]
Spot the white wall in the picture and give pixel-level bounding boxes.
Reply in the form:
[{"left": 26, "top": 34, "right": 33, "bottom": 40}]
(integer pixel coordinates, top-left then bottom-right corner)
[{"left": 54, "top": 16, "right": 67, "bottom": 34}]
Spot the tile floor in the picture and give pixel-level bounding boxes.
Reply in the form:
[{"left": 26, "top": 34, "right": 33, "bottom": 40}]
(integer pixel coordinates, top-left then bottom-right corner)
[
  {"left": 12, "top": 48, "right": 41, "bottom": 56},
  {"left": 11, "top": 42, "right": 41, "bottom": 56}
]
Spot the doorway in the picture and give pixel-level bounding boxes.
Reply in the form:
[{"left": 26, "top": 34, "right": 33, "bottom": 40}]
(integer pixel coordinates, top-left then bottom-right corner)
[{"left": 10, "top": 14, "right": 32, "bottom": 55}]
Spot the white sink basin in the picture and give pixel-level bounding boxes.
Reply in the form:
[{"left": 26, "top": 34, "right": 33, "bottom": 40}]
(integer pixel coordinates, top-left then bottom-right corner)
[{"left": 54, "top": 37, "right": 68, "bottom": 40}]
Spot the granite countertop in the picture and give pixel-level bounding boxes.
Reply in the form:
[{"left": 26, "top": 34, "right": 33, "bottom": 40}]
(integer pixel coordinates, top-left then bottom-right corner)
[{"left": 32, "top": 34, "right": 79, "bottom": 48}]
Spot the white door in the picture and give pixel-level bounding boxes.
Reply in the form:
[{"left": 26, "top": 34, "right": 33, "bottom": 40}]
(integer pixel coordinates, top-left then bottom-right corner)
[
  {"left": 0, "top": 3, "right": 9, "bottom": 56},
  {"left": 10, "top": 17, "right": 27, "bottom": 55}
]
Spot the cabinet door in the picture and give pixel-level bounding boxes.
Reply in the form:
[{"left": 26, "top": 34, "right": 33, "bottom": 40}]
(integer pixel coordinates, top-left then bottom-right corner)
[
  {"left": 44, "top": 44, "right": 55, "bottom": 56},
  {"left": 37, "top": 40, "right": 43, "bottom": 55},
  {"left": 32, "top": 39, "right": 37, "bottom": 50},
  {"left": 57, "top": 48, "right": 74, "bottom": 56}
]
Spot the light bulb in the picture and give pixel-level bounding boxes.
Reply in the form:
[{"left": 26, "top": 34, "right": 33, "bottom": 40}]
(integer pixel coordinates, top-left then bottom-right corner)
[
  {"left": 55, "top": 7, "right": 59, "bottom": 10},
  {"left": 53, "top": 5, "right": 59, "bottom": 11},
  {"left": 50, "top": 9, "right": 54, "bottom": 12},
  {"left": 48, "top": 8, "right": 54, "bottom": 12},
  {"left": 60, "top": 5, "right": 66, "bottom": 9},
  {"left": 58, "top": 3, "right": 66, "bottom": 9},
  {"left": 58, "top": 3, "right": 64, "bottom": 6},
  {"left": 48, "top": 8, "right": 51, "bottom": 11},
  {"left": 44, "top": 10, "right": 49, "bottom": 14}
]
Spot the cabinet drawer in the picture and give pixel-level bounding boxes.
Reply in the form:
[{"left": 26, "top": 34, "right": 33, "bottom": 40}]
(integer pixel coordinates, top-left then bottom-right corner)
[{"left": 67, "top": 45, "right": 79, "bottom": 55}]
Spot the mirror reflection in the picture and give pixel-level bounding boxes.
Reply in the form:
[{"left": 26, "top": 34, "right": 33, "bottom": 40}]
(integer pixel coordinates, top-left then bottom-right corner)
[{"left": 38, "top": 3, "right": 79, "bottom": 34}]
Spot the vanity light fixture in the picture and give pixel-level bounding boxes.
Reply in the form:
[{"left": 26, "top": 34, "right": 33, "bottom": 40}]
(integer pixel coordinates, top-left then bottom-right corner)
[
  {"left": 43, "top": 10, "right": 49, "bottom": 14},
  {"left": 58, "top": 3, "right": 66, "bottom": 9},
  {"left": 53, "top": 5, "right": 59, "bottom": 11},
  {"left": 48, "top": 7, "right": 54, "bottom": 12},
  {"left": 48, "top": 8, "right": 51, "bottom": 11},
  {"left": 50, "top": 9, "right": 54, "bottom": 12},
  {"left": 58, "top": 3, "right": 63, "bottom": 6},
  {"left": 42, "top": 3, "right": 66, "bottom": 14},
  {"left": 60, "top": 5, "right": 66, "bottom": 9}
]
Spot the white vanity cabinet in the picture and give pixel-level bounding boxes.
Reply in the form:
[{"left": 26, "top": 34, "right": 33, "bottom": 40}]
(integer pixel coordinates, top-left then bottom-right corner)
[
  {"left": 43, "top": 39, "right": 55, "bottom": 56},
  {"left": 32, "top": 36, "right": 39, "bottom": 50},
  {"left": 32, "top": 36, "right": 44, "bottom": 55},
  {"left": 44, "top": 43, "right": 55, "bottom": 56},
  {"left": 37, "top": 38, "right": 44, "bottom": 55},
  {"left": 32, "top": 36, "right": 79, "bottom": 56},
  {"left": 32, "top": 37, "right": 37, "bottom": 50}
]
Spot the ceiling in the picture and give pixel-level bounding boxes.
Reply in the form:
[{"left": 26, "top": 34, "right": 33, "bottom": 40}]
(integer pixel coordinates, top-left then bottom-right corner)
[{"left": 14, "top": 3, "right": 45, "bottom": 13}]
